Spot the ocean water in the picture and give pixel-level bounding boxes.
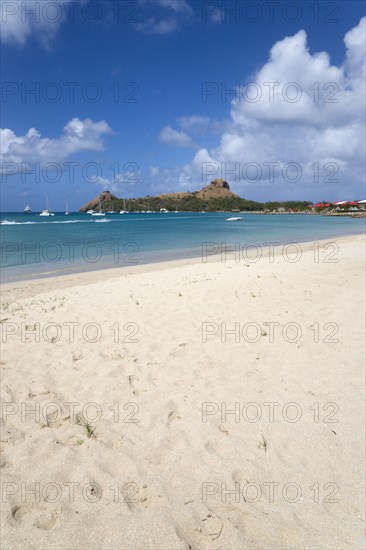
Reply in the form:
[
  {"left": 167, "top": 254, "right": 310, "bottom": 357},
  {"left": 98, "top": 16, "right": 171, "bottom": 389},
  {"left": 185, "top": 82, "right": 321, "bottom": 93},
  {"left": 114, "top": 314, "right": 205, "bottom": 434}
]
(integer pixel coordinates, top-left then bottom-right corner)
[{"left": 1, "top": 211, "right": 365, "bottom": 282}]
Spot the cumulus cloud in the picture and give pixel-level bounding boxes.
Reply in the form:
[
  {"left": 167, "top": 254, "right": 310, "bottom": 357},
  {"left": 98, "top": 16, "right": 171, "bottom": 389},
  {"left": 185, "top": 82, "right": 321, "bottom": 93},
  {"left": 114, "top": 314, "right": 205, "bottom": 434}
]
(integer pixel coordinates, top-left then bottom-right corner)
[
  {"left": 152, "top": 17, "right": 366, "bottom": 201},
  {"left": 0, "top": 118, "right": 113, "bottom": 173},
  {"left": 159, "top": 125, "right": 196, "bottom": 148},
  {"left": 0, "top": 0, "right": 75, "bottom": 47},
  {"left": 229, "top": 26, "right": 363, "bottom": 128}
]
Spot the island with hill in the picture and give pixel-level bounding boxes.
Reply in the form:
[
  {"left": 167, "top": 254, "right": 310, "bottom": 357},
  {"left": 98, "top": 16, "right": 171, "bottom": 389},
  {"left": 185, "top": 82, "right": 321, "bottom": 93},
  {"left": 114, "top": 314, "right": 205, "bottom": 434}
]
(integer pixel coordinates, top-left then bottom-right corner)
[
  {"left": 79, "top": 179, "right": 311, "bottom": 213},
  {"left": 79, "top": 179, "right": 366, "bottom": 216}
]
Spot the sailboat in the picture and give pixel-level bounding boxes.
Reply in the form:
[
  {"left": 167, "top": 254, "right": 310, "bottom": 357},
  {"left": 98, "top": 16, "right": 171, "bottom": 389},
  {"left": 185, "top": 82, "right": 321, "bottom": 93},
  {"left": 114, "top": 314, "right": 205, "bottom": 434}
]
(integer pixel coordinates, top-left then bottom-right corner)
[
  {"left": 39, "top": 194, "right": 55, "bottom": 216},
  {"left": 24, "top": 205, "right": 32, "bottom": 214},
  {"left": 92, "top": 199, "right": 105, "bottom": 216},
  {"left": 119, "top": 198, "right": 128, "bottom": 214},
  {"left": 65, "top": 200, "right": 71, "bottom": 215},
  {"left": 107, "top": 199, "right": 116, "bottom": 214}
]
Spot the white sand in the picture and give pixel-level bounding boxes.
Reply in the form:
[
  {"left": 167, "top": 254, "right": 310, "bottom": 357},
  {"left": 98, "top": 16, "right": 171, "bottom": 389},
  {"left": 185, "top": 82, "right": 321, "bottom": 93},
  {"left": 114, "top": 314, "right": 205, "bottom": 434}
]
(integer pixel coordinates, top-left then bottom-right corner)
[{"left": 1, "top": 235, "right": 365, "bottom": 549}]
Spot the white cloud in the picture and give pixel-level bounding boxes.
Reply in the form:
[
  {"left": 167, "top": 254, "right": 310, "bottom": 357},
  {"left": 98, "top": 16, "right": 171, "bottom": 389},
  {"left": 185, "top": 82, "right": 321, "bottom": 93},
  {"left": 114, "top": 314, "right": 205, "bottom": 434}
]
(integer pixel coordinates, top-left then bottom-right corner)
[
  {"left": 156, "top": 0, "right": 193, "bottom": 15},
  {"left": 135, "top": 17, "right": 179, "bottom": 35},
  {"left": 159, "top": 125, "right": 196, "bottom": 148},
  {"left": 152, "top": 17, "right": 366, "bottom": 201},
  {"left": 1, "top": 118, "right": 113, "bottom": 172},
  {"left": 138, "top": 0, "right": 193, "bottom": 16},
  {"left": 229, "top": 26, "right": 363, "bottom": 128},
  {"left": 0, "top": 0, "right": 194, "bottom": 46},
  {"left": 89, "top": 169, "right": 140, "bottom": 193},
  {"left": 206, "top": 7, "right": 223, "bottom": 23},
  {"left": 149, "top": 166, "right": 160, "bottom": 177},
  {"left": 147, "top": 164, "right": 194, "bottom": 194},
  {"left": 158, "top": 117, "right": 226, "bottom": 150},
  {"left": 0, "top": 0, "right": 75, "bottom": 47},
  {"left": 177, "top": 115, "right": 227, "bottom": 135},
  {"left": 135, "top": 0, "right": 193, "bottom": 35},
  {"left": 344, "top": 14, "right": 366, "bottom": 76}
]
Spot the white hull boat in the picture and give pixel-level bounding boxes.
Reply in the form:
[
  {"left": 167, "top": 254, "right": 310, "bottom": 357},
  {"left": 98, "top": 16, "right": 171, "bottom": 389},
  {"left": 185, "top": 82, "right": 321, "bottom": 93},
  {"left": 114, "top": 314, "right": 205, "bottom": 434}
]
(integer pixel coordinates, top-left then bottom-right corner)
[
  {"left": 39, "top": 194, "right": 55, "bottom": 216},
  {"left": 92, "top": 199, "right": 105, "bottom": 216},
  {"left": 120, "top": 199, "right": 129, "bottom": 214},
  {"left": 39, "top": 210, "right": 55, "bottom": 217}
]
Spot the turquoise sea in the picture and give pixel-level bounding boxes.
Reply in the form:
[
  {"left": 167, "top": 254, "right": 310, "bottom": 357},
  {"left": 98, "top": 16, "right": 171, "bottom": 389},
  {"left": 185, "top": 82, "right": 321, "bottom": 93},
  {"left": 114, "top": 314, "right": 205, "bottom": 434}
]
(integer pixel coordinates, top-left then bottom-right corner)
[{"left": 1, "top": 212, "right": 365, "bottom": 282}]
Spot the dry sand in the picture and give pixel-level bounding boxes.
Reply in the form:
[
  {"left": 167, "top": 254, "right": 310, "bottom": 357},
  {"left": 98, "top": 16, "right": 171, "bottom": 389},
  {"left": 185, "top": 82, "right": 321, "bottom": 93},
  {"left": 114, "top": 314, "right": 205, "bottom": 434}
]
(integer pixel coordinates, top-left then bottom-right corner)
[{"left": 1, "top": 235, "right": 365, "bottom": 549}]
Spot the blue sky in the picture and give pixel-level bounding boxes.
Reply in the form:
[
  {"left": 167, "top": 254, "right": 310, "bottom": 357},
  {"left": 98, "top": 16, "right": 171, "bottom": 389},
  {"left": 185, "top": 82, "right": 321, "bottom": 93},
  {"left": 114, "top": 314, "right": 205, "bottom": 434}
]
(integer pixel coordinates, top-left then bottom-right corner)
[{"left": 1, "top": 0, "right": 365, "bottom": 211}]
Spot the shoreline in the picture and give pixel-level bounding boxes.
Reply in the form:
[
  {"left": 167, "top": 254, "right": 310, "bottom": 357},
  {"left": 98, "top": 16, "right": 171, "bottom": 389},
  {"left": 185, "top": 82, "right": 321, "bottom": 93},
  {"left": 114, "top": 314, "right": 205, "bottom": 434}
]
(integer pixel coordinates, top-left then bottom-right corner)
[
  {"left": 1, "top": 212, "right": 364, "bottom": 285},
  {"left": 1, "top": 233, "right": 364, "bottom": 302},
  {"left": 2, "top": 209, "right": 365, "bottom": 216}
]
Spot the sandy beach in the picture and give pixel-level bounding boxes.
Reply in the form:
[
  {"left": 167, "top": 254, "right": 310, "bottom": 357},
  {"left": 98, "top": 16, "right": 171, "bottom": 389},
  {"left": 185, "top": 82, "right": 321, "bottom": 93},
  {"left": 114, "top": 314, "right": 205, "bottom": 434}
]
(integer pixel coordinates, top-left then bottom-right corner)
[{"left": 1, "top": 234, "right": 365, "bottom": 549}]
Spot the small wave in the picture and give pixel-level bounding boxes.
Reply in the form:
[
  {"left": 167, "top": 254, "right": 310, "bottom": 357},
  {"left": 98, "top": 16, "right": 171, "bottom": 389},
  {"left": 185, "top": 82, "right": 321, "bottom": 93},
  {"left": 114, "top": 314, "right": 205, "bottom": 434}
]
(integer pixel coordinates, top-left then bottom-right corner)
[
  {"left": 95, "top": 218, "right": 111, "bottom": 223},
  {"left": 1, "top": 219, "right": 95, "bottom": 225},
  {"left": 1, "top": 220, "right": 37, "bottom": 225},
  {"left": 50, "top": 220, "right": 92, "bottom": 224}
]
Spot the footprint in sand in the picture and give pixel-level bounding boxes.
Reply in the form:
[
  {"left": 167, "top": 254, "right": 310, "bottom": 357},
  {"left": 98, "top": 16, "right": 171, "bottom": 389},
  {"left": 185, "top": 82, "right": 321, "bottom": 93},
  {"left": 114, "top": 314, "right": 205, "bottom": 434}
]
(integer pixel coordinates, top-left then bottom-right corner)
[
  {"left": 121, "top": 482, "right": 141, "bottom": 512},
  {"left": 117, "top": 483, "right": 158, "bottom": 512},
  {"left": 40, "top": 410, "right": 64, "bottom": 429},
  {"left": 1, "top": 425, "right": 25, "bottom": 447},
  {"left": 10, "top": 503, "right": 61, "bottom": 530},
  {"left": 232, "top": 470, "right": 252, "bottom": 485},
  {"left": 204, "top": 439, "right": 228, "bottom": 458},
  {"left": 0, "top": 459, "right": 13, "bottom": 469},
  {"left": 152, "top": 432, "right": 190, "bottom": 465}
]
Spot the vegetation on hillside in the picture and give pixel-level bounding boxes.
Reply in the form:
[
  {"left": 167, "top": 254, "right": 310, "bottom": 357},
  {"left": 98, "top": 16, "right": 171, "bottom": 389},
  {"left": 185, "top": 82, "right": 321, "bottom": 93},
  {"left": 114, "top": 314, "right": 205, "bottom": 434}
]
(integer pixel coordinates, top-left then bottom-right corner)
[{"left": 104, "top": 195, "right": 312, "bottom": 213}]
